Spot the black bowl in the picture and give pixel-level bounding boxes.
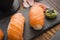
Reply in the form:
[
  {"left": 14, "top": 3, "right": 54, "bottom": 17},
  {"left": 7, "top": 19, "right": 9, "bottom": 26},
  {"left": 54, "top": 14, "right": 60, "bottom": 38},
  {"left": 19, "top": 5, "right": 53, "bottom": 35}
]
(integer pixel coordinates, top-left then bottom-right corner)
[
  {"left": 0, "top": 0, "right": 20, "bottom": 19},
  {"left": 0, "top": 0, "right": 14, "bottom": 11}
]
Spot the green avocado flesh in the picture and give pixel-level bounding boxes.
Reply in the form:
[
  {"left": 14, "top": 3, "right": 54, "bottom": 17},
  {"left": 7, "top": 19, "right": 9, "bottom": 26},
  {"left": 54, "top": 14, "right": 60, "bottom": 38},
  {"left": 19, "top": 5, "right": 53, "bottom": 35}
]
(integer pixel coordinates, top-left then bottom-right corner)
[{"left": 45, "top": 9, "right": 57, "bottom": 19}]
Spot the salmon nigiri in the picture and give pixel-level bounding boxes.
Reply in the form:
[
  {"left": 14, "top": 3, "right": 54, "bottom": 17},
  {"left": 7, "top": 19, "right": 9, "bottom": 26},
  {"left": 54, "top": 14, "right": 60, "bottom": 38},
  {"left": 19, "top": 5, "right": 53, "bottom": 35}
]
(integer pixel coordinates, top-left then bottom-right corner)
[
  {"left": 0, "top": 29, "right": 4, "bottom": 40},
  {"left": 29, "top": 4, "right": 45, "bottom": 30},
  {"left": 7, "top": 13, "right": 25, "bottom": 40}
]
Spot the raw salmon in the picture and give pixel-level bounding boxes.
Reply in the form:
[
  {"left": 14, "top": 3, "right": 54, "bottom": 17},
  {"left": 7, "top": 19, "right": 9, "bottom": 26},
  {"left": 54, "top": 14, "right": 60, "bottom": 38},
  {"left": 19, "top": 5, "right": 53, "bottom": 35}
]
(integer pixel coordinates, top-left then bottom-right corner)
[
  {"left": 0, "top": 29, "right": 4, "bottom": 40},
  {"left": 29, "top": 4, "right": 45, "bottom": 30},
  {"left": 7, "top": 13, "right": 25, "bottom": 40}
]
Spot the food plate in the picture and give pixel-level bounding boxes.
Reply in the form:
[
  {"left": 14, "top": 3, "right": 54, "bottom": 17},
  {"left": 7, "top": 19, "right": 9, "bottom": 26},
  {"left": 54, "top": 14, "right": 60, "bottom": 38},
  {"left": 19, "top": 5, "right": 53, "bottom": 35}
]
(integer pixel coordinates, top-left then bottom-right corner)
[{"left": 0, "top": 0, "right": 60, "bottom": 40}]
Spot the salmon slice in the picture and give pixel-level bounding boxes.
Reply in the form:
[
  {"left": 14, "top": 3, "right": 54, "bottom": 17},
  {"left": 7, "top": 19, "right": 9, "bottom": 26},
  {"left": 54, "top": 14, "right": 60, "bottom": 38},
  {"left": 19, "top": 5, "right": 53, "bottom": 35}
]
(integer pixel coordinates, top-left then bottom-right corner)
[
  {"left": 7, "top": 13, "right": 25, "bottom": 40},
  {"left": 0, "top": 29, "right": 4, "bottom": 40},
  {"left": 29, "top": 4, "right": 45, "bottom": 30}
]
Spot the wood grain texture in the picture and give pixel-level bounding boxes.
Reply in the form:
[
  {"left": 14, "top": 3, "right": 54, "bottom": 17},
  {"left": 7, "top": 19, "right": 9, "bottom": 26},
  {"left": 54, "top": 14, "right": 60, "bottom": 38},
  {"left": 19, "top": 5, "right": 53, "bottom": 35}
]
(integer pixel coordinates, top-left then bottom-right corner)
[
  {"left": 46, "top": 0, "right": 60, "bottom": 13},
  {"left": 33, "top": 24, "right": 60, "bottom": 40}
]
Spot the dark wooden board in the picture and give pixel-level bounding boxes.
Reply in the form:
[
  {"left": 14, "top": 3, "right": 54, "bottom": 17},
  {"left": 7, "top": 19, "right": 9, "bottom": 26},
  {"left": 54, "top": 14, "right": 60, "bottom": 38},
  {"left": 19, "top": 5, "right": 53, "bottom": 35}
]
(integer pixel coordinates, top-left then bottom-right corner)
[
  {"left": 0, "top": 0, "right": 60, "bottom": 40},
  {"left": 20, "top": 0, "right": 60, "bottom": 40}
]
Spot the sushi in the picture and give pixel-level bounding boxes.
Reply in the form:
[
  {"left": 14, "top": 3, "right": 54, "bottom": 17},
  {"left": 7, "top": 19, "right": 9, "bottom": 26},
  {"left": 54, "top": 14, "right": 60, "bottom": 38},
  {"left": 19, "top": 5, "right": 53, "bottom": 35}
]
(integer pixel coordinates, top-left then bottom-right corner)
[
  {"left": 0, "top": 29, "right": 4, "bottom": 40},
  {"left": 7, "top": 13, "right": 25, "bottom": 40},
  {"left": 29, "top": 4, "right": 45, "bottom": 30}
]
